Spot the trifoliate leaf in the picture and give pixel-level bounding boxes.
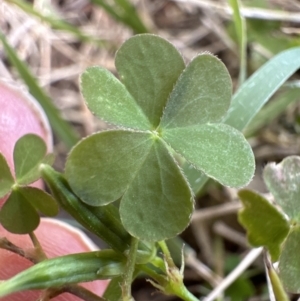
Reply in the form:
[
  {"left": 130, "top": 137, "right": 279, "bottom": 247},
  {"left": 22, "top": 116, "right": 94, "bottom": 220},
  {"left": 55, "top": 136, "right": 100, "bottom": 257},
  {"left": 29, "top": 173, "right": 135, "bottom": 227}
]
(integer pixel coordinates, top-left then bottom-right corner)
[
  {"left": 0, "top": 190, "right": 40, "bottom": 233},
  {"left": 13, "top": 134, "right": 47, "bottom": 185},
  {"left": 81, "top": 67, "right": 151, "bottom": 130},
  {"left": 162, "top": 124, "right": 255, "bottom": 187},
  {"left": 0, "top": 153, "right": 14, "bottom": 198},
  {"left": 238, "top": 189, "right": 290, "bottom": 261},
  {"left": 115, "top": 34, "right": 185, "bottom": 128},
  {"left": 264, "top": 156, "right": 300, "bottom": 222}
]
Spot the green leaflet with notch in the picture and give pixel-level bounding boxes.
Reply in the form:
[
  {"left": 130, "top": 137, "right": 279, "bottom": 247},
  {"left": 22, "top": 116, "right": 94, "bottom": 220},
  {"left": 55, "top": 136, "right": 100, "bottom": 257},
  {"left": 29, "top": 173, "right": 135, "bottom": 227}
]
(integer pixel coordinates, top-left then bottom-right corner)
[
  {"left": 115, "top": 34, "right": 185, "bottom": 128},
  {"left": 120, "top": 138, "right": 193, "bottom": 241},
  {"left": 0, "top": 153, "right": 14, "bottom": 198},
  {"left": 18, "top": 186, "right": 58, "bottom": 217},
  {"left": 81, "top": 67, "right": 151, "bottom": 130},
  {"left": 66, "top": 130, "right": 154, "bottom": 206},
  {"left": 263, "top": 156, "right": 300, "bottom": 222},
  {"left": 238, "top": 189, "right": 289, "bottom": 262},
  {"left": 0, "top": 189, "right": 40, "bottom": 234},
  {"left": 162, "top": 124, "right": 255, "bottom": 188},
  {"left": 279, "top": 226, "right": 300, "bottom": 293},
  {"left": 13, "top": 134, "right": 47, "bottom": 185},
  {"left": 0, "top": 250, "right": 125, "bottom": 298},
  {"left": 160, "top": 54, "right": 232, "bottom": 128}
]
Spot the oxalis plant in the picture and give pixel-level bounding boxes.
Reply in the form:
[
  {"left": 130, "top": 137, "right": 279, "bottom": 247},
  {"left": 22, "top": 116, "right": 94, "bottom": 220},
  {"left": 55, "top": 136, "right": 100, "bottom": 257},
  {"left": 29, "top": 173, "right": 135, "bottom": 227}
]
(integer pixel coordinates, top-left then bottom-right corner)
[
  {"left": 238, "top": 156, "right": 300, "bottom": 299},
  {"left": 0, "top": 33, "right": 299, "bottom": 301}
]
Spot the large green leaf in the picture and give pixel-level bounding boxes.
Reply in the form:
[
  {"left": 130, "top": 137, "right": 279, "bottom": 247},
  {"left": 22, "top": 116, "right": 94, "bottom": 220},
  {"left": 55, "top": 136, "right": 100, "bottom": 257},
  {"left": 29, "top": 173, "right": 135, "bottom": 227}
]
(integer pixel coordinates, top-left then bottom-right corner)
[
  {"left": 238, "top": 189, "right": 290, "bottom": 261},
  {"left": 263, "top": 156, "right": 300, "bottom": 222},
  {"left": 115, "top": 34, "right": 185, "bottom": 128},
  {"left": 0, "top": 250, "right": 125, "bottom": 298},
  {"left": 279, "top": 226, "right": 300, "bottom": 293},
  {"left": 66, "top": 130, "right": 153, "bottom": 206},
  {"left": 162, "top": 124, "right": 254, "bottom": 187},
  {"left": 0, "top": 153, "right": 14, "bottom": 198},
  {"left": 0, "top": 190, "right": 40, "bottom": 234},
  {"left": 120, "top": 138, "right": 193, "bottom": 241},
  {"left": 160, "top": 54, "right": 232, "bottom": 128},
  {"left": 13, "top": 134, "right": 47, "bottom": 185},
  {"left": 67, "top": 34, "right": 257, "bottom": 241},
  {"left": 81, "top": 67, "right": 151, "bottom": 130}
]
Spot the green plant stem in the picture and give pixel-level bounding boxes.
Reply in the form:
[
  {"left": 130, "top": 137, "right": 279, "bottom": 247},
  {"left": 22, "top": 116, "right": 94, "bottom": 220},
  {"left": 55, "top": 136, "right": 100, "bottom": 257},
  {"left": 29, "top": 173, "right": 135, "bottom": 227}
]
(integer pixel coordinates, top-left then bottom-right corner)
[
  {"left": 264, "top": 250, "right": 289, "bottom": 301},
  {"left": 229, "top": 0, "right": 247, "bottom": 85},
  {"left": 158, "top": 240, "right": 175, "bottom": 268},
  {"left": 122, "top": 236, "right": 139, "bottom": 301},
  {"left": 28, "top": 232, "right": 47, "bottom": 261}
]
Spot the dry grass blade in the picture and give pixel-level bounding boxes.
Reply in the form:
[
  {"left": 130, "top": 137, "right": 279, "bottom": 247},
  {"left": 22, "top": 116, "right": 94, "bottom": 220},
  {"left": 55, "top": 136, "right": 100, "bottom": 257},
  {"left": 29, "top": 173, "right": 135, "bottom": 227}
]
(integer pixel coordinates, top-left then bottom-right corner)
[{"left": 171, "top": 0, "right": 300, "bottom": 23}]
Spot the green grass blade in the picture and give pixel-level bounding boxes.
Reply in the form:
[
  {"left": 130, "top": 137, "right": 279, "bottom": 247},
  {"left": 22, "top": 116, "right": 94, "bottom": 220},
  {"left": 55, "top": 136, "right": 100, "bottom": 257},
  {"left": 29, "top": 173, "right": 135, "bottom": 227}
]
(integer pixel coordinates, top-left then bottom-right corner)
[
  {"left": 90, "top": 0, "right": 148, "bottom": 33},
  {"left": 225, "top": 46, "right": 300, "bottom": 131},
  {"left": 244, "top": 87, "right": 300, "bottom": 137},
  {"left": 0, "top": 32, "right": 79, "bottom": 149},
  {"left": 228, "top": 0, "right": 247, "bottom": 85},
  {"left": 5, "top": 0, "right": 104, "bottom": 46}
]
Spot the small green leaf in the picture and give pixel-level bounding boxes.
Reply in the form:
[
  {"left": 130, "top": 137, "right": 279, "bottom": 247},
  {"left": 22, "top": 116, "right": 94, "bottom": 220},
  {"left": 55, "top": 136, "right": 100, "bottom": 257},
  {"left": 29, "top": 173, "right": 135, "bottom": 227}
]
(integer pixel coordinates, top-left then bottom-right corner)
[
  {"left": 103, "top": 276, "right": 123, "bottom": 301},
  {"left": 0, "top": 153, "right": 14, "bottom": 198},
  {"left": 279, "top": 226, "right": 300, "bottom": 293},
  {"left": 13, "top": 134, "right": 47, "bottom": 185},
  {"left": 120, "top": 138, "right": 193, "bottom": 242},
  {"left": 18, "top": 186, "right": 58, "bottom": 216},
  {"left": 160, "top": 54, "right": 232, "bottom": 129},
  {"left": 263, "top": 156, "right": 300, "bottom": 222},
  {"left": 115, "top": 34, "right": 185, "bottom": 128},
  {"left": 0, "top": 190, "right": 40, "bottom": 234},
  {"left": 238, "top": 189, "right": 290, "bottom": 261},
  {"left": 162, "top": 124, "right": 254, "bottom": 188},
  {"left": 66, "top": 130, "right": 154, "bottom": 206},
  {"left": 0, "top": 250, "right": 125, "bottom": 298},
  {"left": 81, "top": 67, "right": 151, "bottom": 130}
]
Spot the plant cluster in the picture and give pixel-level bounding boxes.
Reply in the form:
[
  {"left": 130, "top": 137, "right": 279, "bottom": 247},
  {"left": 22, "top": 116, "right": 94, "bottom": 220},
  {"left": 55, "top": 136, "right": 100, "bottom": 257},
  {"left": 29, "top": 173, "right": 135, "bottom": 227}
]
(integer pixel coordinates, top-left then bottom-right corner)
[{"left": 0, "top": 31, "right": 300, "bottom": 301}]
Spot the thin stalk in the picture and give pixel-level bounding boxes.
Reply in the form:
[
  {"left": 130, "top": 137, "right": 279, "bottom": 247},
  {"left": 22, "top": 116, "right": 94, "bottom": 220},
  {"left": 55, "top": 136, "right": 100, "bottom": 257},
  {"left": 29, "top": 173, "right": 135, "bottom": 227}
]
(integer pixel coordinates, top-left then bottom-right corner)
[
  {"left": 122, "top": 236, "right": 139, "bottom": 301},
  {"left": 29, "top": 232, "right": 47, "bottom": 261},
  {"left": 0, "top": 237, "right": 37, "bottom": 263},
  {"left": 264, "top": 251, "right": 289, "bottom": 301},
  {"left": 158, "top": 240, "right": 174, "bottom": 268}
]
